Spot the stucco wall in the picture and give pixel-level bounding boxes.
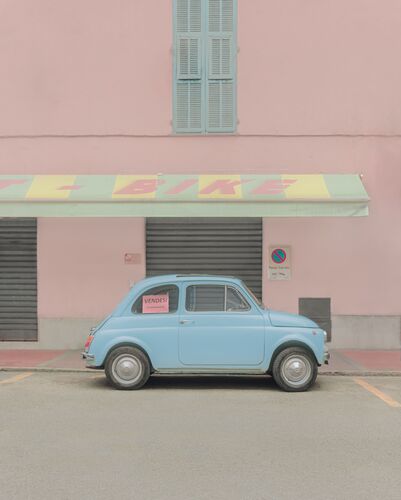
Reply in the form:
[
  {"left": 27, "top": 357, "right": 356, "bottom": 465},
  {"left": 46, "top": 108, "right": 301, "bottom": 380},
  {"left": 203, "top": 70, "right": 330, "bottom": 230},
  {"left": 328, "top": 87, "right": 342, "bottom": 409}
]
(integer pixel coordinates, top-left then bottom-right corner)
[
  {"left": 8, "top": 135, "right": 401, "bottom": 319},
  {"left": 0, "top": 0, "right": 400, "bottom": 323},
  {"left": 38, "top": 218, "right": 146, "bottom": 318},
  {"left": 1, "top": 0, "right": 401, "bottom": 135}
]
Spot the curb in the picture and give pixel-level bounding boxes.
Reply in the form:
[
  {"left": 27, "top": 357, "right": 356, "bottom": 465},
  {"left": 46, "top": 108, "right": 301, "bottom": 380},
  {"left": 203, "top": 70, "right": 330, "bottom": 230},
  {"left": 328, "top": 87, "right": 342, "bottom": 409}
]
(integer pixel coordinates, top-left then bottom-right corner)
[
  {"left": 1, "top": 366, "right": 401, "bottom": 376},
  {"left": 319, "top": 371, "right": 401, "bottom": 376},
  {"left": 0, "top": 366, "right": 93, "bottom": 374}
]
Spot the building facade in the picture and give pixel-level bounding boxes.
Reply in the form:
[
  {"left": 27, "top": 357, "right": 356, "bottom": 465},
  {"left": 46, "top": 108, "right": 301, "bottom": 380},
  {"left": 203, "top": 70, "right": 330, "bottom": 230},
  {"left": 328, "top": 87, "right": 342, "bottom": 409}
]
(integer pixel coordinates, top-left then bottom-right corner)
[{"left": 0, "top": 0, "right": 400, "bottom": 349}]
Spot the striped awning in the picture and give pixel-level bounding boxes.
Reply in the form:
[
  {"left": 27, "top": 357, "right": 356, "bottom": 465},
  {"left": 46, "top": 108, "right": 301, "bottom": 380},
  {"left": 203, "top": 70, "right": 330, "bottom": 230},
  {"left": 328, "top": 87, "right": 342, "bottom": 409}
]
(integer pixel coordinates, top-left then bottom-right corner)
[{"left": 0, "top": 174, "right": 369, "bottom": 217}]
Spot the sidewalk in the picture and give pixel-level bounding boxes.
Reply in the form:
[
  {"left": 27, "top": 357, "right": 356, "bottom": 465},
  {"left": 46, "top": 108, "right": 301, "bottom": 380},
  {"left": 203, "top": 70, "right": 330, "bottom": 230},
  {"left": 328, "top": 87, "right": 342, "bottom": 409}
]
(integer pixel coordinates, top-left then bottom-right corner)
[{"left": 0, "top": 348, "right": 401, "bottom": 374}]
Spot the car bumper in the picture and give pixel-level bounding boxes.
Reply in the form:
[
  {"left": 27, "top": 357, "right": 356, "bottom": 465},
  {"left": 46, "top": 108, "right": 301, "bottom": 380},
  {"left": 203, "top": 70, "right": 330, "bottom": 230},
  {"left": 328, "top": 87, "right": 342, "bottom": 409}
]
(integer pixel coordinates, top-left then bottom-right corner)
[
  {"left": 82, "top": 352, "right": 97, "bottom": 368},
  {"left": 323, "top": 348, "right": 330, "bottom": 365}
]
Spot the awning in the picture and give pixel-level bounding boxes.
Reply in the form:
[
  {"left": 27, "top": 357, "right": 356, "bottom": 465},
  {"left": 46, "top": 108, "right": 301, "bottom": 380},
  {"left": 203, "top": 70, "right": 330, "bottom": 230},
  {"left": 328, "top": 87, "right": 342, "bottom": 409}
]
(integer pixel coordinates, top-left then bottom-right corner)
[{"left": 0, "top": 174, "right": 369, "bottom": 217}]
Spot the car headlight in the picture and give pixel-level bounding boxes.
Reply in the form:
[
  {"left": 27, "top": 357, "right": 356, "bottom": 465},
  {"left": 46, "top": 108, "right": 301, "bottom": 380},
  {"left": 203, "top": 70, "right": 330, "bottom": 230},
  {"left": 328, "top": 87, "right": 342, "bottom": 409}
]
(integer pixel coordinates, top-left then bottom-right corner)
[{"left": 323, "top": 331, "right": 328, "bottom": 343}]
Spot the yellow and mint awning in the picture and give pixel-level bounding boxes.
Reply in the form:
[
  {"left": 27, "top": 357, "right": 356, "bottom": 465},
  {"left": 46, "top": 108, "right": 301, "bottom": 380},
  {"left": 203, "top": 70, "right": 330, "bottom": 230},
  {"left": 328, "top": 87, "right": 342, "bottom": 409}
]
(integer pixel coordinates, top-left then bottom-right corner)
[{"left": 0, "top": 174, "right": 369, "bottom": 217}]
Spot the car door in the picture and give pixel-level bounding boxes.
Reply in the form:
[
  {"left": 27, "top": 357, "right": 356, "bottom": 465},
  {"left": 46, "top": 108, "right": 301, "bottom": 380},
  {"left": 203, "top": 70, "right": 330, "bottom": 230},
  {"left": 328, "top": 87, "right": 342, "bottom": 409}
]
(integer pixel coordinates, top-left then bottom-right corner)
[
  {"left": 120, "top": 283, "right": 181, "bottom": 368},
  {"left": 178, "top": 282, "right": 265, "bottom": 366}
]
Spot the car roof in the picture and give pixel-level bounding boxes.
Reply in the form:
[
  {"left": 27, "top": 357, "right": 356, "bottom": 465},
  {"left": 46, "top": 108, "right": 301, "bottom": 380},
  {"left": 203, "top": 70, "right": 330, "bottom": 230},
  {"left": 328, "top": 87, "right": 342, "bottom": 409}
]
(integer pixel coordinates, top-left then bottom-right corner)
[{"left": 138, "top": 274, "right": 243, "bottom": 286}]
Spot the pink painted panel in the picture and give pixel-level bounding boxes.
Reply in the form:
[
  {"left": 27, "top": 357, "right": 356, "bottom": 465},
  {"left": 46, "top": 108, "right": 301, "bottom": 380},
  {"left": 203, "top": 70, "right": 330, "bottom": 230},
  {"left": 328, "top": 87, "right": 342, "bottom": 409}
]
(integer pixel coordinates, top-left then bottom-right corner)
[
  {"left": 262, "top": 153, "right": 401, "bottom": 315},
  {"left": 238, "top": 0, "right": 401, "bottom": 135},
  {"left": 38, "top": 218, "right": 146, "bottom": 317},
  {"left": 1, "top": 1, "right": 401, "bottom": 134},
  {"left": 0, "top": 0, "right": 172, "bottom": 135},
  {"left": 0, "top": 0, "right": 400, "bottom": 318},
  {"left": 24, "top": 136, "right": 399, "bottom": 317}
]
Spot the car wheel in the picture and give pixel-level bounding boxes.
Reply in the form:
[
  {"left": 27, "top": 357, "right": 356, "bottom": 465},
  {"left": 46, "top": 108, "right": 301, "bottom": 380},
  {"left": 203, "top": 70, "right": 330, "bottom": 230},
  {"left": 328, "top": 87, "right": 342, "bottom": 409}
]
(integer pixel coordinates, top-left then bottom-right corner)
[
  {"left": 272, "top": 347, "right": 317, "bottom": 392},
  {"left": 105, "top": 346, "right": 150, "bottom": 390}
]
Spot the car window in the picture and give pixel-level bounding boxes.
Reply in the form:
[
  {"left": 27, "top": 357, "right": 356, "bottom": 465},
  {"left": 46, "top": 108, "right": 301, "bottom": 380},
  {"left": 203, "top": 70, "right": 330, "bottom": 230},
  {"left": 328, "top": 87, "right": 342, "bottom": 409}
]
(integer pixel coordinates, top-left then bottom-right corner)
[
  {"left": 241, "top": 281, "right": 264, "bottom": 308},
  {"left": 226, "top": 287, "right": 250, "bottom": 312},
  {"left": 186, "top": 285, "right": 225, "bottom": 312},
  {"left": 186, "top": 285, "right": 250, "bottom": 312},
  {"left": 132, "top": 285, "right": 179, "bottom": 314}
]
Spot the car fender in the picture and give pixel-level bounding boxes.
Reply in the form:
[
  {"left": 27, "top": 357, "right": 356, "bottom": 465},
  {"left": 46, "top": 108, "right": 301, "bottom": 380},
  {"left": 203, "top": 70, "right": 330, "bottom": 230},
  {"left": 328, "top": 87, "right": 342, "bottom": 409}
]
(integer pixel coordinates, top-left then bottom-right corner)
[
  {"left": 97, "top": 336, "right": 154, "bottom": 368},
  {"left": 266, "top": 334, "right": 321, "bottom": 372}
]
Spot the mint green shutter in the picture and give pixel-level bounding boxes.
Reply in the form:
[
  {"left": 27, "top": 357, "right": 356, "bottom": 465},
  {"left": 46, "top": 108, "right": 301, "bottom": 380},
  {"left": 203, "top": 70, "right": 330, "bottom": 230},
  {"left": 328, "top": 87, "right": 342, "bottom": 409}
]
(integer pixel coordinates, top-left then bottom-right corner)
[
  {"left": 206, "top": 0, "right": 236, "bottom": 132},
  {"left": 173, "top": 0, "right": 236, "bottom": 134},
  {"left": 174, "top": 0, "right": 203, "bottom": 132}
]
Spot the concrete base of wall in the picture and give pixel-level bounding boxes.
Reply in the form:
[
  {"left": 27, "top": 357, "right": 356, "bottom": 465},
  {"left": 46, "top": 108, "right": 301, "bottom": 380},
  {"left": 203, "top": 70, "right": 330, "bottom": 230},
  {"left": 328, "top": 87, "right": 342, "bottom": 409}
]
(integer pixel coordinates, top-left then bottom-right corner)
[
  {"left": 330, "top": 315, "right": 401, "bottom": 349},
  {"left": 0, "top": 318, "right": 101, "bottom": 350},
  {"left": 0, "top": 315, "right": 400, "bottom": 350}
]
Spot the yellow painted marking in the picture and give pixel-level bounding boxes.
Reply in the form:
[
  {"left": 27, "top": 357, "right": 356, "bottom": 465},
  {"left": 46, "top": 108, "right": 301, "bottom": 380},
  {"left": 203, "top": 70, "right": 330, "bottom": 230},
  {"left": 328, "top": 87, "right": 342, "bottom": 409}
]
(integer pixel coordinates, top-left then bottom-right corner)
[
  {"left": 282, "top": 174, "right": 330, "bottom": 200},
  {"left": 0, "top": 372, "right": 33, "bottom": 385},
  {"left": 354, "top": 378, "right": 401, "bottom": 408},
  {"left": 112, "top": 175, "right": 158, "bottom": 199},
  {"left": 198, "top": 175, "right": 243, "bottom": 199},
  {"left": 26, "top": 175, "right": 76, "bottom": 199}
]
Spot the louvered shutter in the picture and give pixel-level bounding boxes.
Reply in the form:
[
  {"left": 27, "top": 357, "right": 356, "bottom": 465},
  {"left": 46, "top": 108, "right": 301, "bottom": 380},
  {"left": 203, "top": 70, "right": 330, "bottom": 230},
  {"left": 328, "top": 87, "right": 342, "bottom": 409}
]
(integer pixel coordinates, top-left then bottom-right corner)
[
  {"left": 0, "top": 218, "right": 38, "bottom": 341},
  {"left": 146, "top": 218, "right": 262, "bottom": 299},
  {"left": 174, "top": 0, "right": 203, "bottom": 132},
  {"left": 177, "top": 36, "right": 202, "bottom": 79},
  {"left": 206, "top": 0, "right": 236, "bottom": 132}
]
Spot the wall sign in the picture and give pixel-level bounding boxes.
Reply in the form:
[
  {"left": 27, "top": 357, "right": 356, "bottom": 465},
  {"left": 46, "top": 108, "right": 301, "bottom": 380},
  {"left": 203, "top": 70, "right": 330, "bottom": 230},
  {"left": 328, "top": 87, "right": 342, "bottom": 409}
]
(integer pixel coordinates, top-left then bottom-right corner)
[
  {"left": 269, "top": 246, "right": 291, "bottom": 280},
  {"left": 124, "top": 253, "right": 141, "bottom": 264}
]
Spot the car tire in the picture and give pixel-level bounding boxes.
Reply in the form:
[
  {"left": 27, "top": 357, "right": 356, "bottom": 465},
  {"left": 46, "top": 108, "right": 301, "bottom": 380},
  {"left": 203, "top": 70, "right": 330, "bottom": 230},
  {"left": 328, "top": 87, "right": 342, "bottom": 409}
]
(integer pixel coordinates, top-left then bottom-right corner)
[
  {"left": 105, "top": 346, "right": 150, "bottom": 390},
  {"left": 272, "top": 346, "right": 317, "bottom": 392}
]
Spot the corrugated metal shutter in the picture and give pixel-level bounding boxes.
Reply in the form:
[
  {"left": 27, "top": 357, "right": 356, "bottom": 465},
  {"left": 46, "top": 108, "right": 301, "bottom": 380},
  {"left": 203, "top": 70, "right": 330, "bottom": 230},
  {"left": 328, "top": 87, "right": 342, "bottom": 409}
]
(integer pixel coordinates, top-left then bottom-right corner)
[
  {"left": 146, "top": 218, "right": 262, "bottom": 298},
  {"left": 0, "top": 218, "right": 38, "bottom": 341}
]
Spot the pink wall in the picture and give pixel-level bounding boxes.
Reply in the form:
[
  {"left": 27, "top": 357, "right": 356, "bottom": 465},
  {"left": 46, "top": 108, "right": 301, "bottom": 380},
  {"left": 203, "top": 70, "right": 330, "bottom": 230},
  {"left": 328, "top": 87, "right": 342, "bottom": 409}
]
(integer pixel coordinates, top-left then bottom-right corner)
[
  {"left": 0, "top": 0, "right": 172, "bottom": 135},
  {"left": 38, "top": 218, "right": 146, "bottom": 317},
  {"left": 1, "top": 0, "right": 401, "bottom": 135},
  {"left": 34, "top": 137, "right": 401, "bottom": 318},
  {"left": 0, "top": 1, "right": 400, "bottom": 318},
  {"left": 238, "top": 0, "right": 401, "bottom": 135}
]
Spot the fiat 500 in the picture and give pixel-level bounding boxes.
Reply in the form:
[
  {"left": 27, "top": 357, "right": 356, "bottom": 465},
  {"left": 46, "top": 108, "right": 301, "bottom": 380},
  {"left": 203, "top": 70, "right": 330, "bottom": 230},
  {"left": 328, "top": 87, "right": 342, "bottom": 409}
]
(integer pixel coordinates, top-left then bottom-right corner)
[{"left": 83, "top": 275, "right": 329, "bottom": 392}]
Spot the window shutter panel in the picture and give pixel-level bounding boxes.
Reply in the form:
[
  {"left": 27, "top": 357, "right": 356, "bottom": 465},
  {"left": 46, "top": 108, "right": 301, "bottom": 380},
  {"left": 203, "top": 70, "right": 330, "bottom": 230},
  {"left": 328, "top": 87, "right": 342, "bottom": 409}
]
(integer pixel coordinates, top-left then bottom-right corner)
[
  {"left": 208, "top": 36, "right": 233, "bottom": 79},
  {"left": 176, "top": 81, "right": 202, "bottom": 130},
  {"left": 207, "top": 0, "right": 236, "bottom": 132},
  {"left": 174, "top": 0, "right": 203, "bottom": 132},
  {"left": 177, "top": 36, "right": 202, "bottom": 79},
  {"left": 208, "top": 80, "right": 233, "bottom": 129}
]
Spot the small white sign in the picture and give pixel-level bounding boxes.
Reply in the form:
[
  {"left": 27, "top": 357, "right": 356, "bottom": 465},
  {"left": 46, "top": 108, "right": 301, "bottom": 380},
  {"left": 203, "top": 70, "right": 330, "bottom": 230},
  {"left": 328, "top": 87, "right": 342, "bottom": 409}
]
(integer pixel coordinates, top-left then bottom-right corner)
[{"left": 268, "top": 246, "right": 291, "bottom": 281}]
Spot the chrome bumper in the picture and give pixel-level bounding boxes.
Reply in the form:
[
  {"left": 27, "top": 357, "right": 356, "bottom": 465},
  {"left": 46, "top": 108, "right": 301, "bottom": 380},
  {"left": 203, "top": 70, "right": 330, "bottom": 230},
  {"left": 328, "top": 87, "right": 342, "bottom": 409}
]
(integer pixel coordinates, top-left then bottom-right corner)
[
  {"left": 82, "top": 352, "right": 96, "bottom": 367},
  {"left": 323, "top": 348, "right": 330, "bottom": 365}
]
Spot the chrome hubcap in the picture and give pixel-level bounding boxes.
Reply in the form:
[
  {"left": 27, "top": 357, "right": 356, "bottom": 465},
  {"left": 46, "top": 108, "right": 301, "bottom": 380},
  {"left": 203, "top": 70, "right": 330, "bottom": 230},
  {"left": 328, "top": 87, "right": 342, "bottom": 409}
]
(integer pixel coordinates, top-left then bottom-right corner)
[
  {"left": 112, "top": 354, "right": 142, "bottom": 385},
  {"left": 281, "top": 355, "right": 311, "bottom": 387}
]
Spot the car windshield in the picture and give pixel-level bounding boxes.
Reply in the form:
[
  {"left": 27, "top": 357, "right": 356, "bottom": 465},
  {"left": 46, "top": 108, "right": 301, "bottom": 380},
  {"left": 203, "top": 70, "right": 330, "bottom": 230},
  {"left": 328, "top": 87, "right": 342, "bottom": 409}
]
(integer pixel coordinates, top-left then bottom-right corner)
[{"left": 241, "top": 281, "right": 265, "bottom": 308}]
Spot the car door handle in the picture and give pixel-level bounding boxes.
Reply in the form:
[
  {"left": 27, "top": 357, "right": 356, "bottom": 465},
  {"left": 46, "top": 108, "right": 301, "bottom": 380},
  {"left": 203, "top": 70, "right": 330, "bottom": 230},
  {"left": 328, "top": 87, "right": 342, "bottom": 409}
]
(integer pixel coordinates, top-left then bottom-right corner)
[{"left": 180, "top": 319, "right": 194, "bottom": 325}]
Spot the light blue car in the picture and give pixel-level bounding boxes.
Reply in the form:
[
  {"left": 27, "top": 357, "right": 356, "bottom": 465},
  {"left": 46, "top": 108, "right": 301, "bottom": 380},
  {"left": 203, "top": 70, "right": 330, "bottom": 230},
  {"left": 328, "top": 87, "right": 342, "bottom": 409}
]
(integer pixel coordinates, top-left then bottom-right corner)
[{"left": 83, "top": 275, "right": 329, "bottom": 391}]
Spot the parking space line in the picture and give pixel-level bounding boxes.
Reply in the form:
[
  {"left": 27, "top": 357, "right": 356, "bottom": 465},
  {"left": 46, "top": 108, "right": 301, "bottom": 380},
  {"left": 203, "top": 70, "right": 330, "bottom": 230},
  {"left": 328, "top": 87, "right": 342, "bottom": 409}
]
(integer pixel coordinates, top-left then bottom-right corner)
[
  {"left": 0, "top": 372, "right": 33, "bottom": 385},
  {"left": 354, "top": 377, "right": 401, "bottom": 408}
]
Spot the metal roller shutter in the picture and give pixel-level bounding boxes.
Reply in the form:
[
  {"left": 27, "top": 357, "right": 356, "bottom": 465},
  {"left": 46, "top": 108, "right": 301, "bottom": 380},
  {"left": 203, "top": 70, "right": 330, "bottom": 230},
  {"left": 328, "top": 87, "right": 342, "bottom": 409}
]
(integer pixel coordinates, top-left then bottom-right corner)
[
  {"left": 0, "top": 218, "right": 38, "bottom": 341},
  {"left": 146, "top": 218, "right": 262, "bottom": 298}
]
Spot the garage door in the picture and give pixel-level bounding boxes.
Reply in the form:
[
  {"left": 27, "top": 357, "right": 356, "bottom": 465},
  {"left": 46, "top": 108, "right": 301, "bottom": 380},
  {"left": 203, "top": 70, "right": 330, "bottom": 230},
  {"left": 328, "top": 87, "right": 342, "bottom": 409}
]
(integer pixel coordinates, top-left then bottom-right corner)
[
  {"left": 0, "top": 218, "right": 38, "bottom": 341},
  {"left": 146, "top": 218, "right": 262, "bottom": 298}
]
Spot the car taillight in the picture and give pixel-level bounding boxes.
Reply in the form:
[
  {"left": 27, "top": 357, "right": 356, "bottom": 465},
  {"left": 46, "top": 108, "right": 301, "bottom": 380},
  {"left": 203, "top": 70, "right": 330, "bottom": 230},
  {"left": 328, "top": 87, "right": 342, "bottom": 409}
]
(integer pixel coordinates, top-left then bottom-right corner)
[{"left": 84, "top": 335, "right": 94, "bottom": 352}]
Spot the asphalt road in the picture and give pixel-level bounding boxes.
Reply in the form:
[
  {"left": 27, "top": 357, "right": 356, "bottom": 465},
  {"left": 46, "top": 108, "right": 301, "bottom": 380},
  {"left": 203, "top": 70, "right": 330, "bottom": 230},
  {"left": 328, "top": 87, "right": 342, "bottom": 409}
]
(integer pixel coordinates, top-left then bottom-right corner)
[{"left": 1, "top": 371, "right": 401, "bottom": 500}]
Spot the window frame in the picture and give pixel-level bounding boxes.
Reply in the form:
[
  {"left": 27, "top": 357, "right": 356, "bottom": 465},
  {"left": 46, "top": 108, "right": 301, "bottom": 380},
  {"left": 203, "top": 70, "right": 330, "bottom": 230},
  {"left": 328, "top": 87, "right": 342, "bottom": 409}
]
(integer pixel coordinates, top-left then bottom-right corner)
[{"left": 185, "top": 283, "right": 251, "bottom": 313}]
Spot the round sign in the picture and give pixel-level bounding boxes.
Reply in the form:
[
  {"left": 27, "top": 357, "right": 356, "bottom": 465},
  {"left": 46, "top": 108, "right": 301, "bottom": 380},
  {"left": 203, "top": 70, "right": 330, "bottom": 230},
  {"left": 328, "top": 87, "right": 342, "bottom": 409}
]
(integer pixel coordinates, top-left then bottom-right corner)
[{"left": 271, "top": 248, "right": 287, "bottom": 264}]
